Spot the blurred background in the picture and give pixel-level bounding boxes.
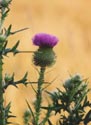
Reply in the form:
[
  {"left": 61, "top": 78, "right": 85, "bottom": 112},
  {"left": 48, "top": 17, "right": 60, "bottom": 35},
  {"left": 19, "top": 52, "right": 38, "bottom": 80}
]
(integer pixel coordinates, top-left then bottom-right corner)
[{"left": 3, "top": 0, "right": 91, "bottom": 124}]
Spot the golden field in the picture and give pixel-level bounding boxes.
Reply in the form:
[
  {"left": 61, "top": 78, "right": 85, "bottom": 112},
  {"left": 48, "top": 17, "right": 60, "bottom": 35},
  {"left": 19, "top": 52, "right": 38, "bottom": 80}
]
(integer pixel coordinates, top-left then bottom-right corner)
[{"left": 3, "top": 0, "right": 91, "bottom": 124}]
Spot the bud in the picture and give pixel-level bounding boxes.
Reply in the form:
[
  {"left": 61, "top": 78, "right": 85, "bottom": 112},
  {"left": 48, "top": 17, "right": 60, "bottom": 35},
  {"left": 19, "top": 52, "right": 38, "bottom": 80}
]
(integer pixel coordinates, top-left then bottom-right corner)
[
  {"left": 4, "top": 73, "right": 12, "bottom": 83},
  {"left": 72, "top": 74, "right": 82, "bottom": 82},
  {"left": 23, "top": 110, "right": 31, "bottom": 124},
  {"left": 64, "top": 79, "right": 72, "bottom": 89},
  {"left": 64, "top": 74, "right": 82, "bottom": 90},
  {"left": 0, "top": 35, "right": 6, "bottom": 44},
  {"left": 33, "top": 48, "right": 56, "bottom": 67},
  {"left": 0, "top": 0, "right": 11, "bottom": 8}
]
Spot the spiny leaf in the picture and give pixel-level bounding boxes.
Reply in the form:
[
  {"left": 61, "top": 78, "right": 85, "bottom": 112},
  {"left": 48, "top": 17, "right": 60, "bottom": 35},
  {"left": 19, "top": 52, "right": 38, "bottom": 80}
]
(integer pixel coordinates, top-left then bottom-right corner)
[
  {"left": 2, "top": 40, "right": 20, "bottom": 56},
  {"left": 23, "top": 110, "right": 31, "bottom": 125},
  {"left": 11, "top": 27, "right": 29, "bottom": 35},
  {"left": 1, "top": 9, "right": 10, "bottom": 20},
  {"left": 5, "top": 24, "right": 12, "bottom": 37},
  {"left": 39, "top": 105, "right": 51, "bottom": 125},
  {"left": 3, "top": 40, "right": 8, "bottom": 49},
  {"left": 12, "top": 41, "right": 20, "bottom": 51},
  {"left": 3, "top": 72, "right": 28, "bottom": 89},
  {"left": 4, "top": 102, "right": 16, "bottom": 124},
  {"left": 5, "top": 102, "right": 11, "bottom": 113},
  {"left": 17, "top": 72, "right": 28, "bottom": 85},
  {"left": 6, "top": 121, "right": 19, "bottom": 125},
  {"left": 48, "top": 119, "right": 53, "bottom": 125},
  {"left": 84, "top": 110, "right": 91, "bottom": 125},
  {"left": 26, "top": 100, "right": 35, "bottom": 124}
]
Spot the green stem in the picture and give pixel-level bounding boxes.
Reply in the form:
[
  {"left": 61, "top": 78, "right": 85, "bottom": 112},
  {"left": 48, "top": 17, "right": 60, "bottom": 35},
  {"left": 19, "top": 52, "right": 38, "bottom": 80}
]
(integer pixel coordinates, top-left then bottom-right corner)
[
  {"left": 0, "top": 6, "right": 6, "bottom": 125},
  {"left": 0, "top": 8, "right": 6, "bottom": 32},
  {"left": 35, "top": 67, "right": 46, "bottom": 125},
  {"left": 0, "top": 55, "right": 5, "bottom": 125}
]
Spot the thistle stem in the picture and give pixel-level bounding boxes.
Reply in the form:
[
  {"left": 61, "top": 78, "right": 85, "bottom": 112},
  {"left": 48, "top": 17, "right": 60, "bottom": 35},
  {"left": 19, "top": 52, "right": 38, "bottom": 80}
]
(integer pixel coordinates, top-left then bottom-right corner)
[
  {"left": 0, "top": 8, "right": 6, "bottom": 33},
  {"left": 0, "top": 5, "right": 7, "bottom": 125},
  {"left": 35, "top": 67, "right": 46, "bottom": 125},
  {"left": 0, "top": 55, "right": 5, "bottom": 125},
  {"left": 18, "top": 51, "right": 34, "bottom": 53}
]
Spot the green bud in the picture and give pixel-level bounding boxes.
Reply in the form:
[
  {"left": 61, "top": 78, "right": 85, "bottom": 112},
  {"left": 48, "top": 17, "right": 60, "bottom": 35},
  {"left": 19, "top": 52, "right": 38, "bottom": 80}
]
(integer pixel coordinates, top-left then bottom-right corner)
[
  {"left": 33, "top": 47, "right": 56, "bottom": 67},
  {"left": 0, "top": 35, "right": 6, "bottom": 43},
  {"left": 4, "top": 74, "right": 12, "bottom": 83},
  {"left": 64, "top": 74, "right": 82, "bottom": 90},
  {"left": 64, "top": 79, "right": 72, "bottom": 89},
  {"left": 72, "top": 74, "right": 82, "bottom": 82},
  {"left": 0, "top": 0, "right": 11, "bottom": 8},
  {"left": 23, "top": 110, "right": 31, "bottom": 125}
]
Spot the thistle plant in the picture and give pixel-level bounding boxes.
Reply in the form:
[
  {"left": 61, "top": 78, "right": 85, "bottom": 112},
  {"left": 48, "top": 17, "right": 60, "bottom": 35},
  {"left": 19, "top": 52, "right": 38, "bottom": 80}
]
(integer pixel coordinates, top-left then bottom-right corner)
[
  {"left": 0, "top": 0, "right": 91, "bottom": 125},
  {"left": 43, "top": 74, "right": 91, "bottom": 125},
  {"left": 0, "top": 0, "right": 59, "bottom": 124},
  {"left": 26, "top": 33, "right": 58, "bottom": 125},
  {"left": 0, "top": 0, "right": 28, "bottom": 124}
]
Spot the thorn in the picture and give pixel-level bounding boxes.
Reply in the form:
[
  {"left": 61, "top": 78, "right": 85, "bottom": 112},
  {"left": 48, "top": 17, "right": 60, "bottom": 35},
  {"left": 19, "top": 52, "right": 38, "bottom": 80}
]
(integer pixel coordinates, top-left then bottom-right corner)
[{"left": 10, "top": 27, "right": 29, "bottom": 35}]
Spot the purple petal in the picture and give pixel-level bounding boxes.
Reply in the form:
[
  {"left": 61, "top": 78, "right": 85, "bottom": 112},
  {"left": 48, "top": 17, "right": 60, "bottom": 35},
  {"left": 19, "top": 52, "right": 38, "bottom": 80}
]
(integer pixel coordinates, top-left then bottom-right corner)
[{"left": 32, "top": 33, "right": 59, "bottom": 48}]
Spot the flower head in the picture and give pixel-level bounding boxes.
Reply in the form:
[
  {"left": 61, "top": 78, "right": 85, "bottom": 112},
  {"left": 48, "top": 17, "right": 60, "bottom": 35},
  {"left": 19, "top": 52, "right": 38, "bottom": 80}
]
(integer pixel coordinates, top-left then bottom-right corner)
[
  {"left": 64, "top": 74, "right": 82, "bottom": 90},
  {"left": 32, "top": 33, "right": 59, "bottom": 48},
  {"left": 32, "top": 33, "right": 59, "bottom": 67}
]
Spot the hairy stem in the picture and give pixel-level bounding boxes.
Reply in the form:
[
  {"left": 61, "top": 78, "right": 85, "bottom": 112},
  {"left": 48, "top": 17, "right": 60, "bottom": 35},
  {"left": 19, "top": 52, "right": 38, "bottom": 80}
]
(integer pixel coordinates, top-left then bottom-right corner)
[
  {"left": 0, "top": 8, "right": 6, "bottom": 32},
  {"left": 0, "top": 54, "right": 5, "bottom": 125},
  {"left": 35, "top": 67, "right": 46, "bottom": 125},
  {"left": 0, "top": 6, "right": 7, "bottom": 125}
]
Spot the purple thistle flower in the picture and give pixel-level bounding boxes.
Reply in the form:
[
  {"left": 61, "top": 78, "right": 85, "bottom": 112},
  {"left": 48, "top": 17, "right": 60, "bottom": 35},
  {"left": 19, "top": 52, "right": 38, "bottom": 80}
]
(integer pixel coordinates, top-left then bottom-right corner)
[{"left": 32, "top": 33, "right": 59, "bottom": 48}]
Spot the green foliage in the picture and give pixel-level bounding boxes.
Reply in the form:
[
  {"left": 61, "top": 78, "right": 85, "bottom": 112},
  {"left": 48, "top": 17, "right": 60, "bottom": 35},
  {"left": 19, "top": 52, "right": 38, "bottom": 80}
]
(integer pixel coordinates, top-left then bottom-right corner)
[
  {"left": 26, "top": 100, "right": 36, "bottom": 125},
  {"left": 1, "top": 40, "right": 20, "bottom": 56},
  {"left": 39, "top": 105, "right": 51, "bottom": 125},
  {"left": 0, "top": 0, "right": 12, "bottom": 8},
  {"left": 25, "top": 67, "right": 52, "bottom": 125},
  {"left": 23, "top": 110, "right": 31, "bottom": 125},
  {"left": 42, "top": 74, "right": 91, "bottom": 125},
  {"left": 0, "top": 102, "right": 16, "bottom": 124},
  {"left": 0, "top": 0, "right": 29, "bottom": 124},
  {"left": 4, "top": 103, "right": 16, "bottom": 124},
  {"left": 48, "top": 119, "right": 53, "bottom": 125},
  {"left": 3, "top": 72, "right": 28, "bottom": 90}
]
